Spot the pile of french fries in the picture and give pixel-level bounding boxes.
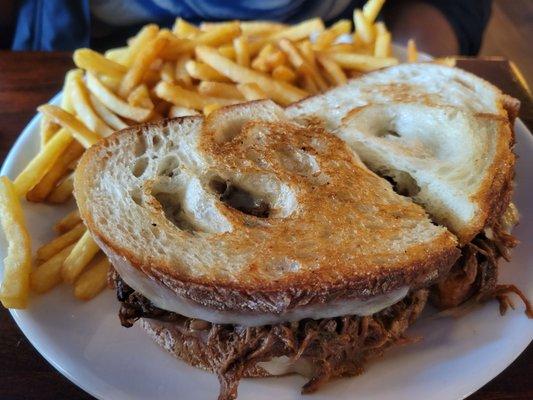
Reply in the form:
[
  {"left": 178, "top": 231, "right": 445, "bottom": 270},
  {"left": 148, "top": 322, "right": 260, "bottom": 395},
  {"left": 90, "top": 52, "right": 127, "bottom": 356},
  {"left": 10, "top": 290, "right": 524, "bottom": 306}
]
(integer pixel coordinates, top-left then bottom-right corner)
[{"left": 0, "top": 0, "right": 419, "bottom": 309}]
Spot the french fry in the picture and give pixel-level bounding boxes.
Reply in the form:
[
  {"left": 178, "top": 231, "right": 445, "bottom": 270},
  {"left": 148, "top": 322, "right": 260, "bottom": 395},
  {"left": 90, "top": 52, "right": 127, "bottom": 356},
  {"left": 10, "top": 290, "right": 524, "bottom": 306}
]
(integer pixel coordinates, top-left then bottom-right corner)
[
  {"left": 271, "top": 65, "right": 297, "bottom": 83},
  {"left": 38, "top": 105, "right": 101, "bottom": 148},
  {"left": 154, "top": 81, "right": 235, "bottom": 110},
  {"left": 160, "top": 61, "right": 176, "bottom": 83},
  {"left": 173, "top": 18, "right": 200, "bottom": 39},
  {"left": 317, "top": 55, "right": 347, "bottom": 86},
  {"left": 0, "top": 177, "right": 32, "bottom": 308},
  {"left": 407, "top": 39, "right": 418, "bottom": 62},
  {"left": 278, "top": 39, "right": 328, "bottom": 92},
  {"left": 62, "top": 231, "right": 100, "bottom": 284},
  {"left": 73, "top": 256, "right": 111, "bottom": 300},
  {"left": 31, "top": 244, "right": 75, "bottom": 294},
  {"left": 265, "top": 50, "right": 287, "bottom": 70},
  {"left": 40, "top": 117, "right": 60, "bottom": 148},
  {"left": 239, "top": 21, "right": 286, "bottom": 37},
  {"left": 119, "top": 32, "right": 169, "bottom": 97},
  {"left": 26, "top": 141, "right": 84, "bottom": 202},
  {"left": 353, "top": 9, "right": 375, "bottom": 44},
  {"left": 104, "top": 46, "right": 129, "bottom": 64},
  {"left": 233, "top": 36, "right": 250, "bottom": 67},
  {"left": 237, "top": 83, "right": 268, "bottom": 101},
  {"left": 323, "top": 43, "right": 357, "bottom": 53},
  {"left": 251, "top": 43, "right": 275, "bottom": 72},
  {"left": 198, "top": 81, "right": 244, "bottom": 100},
  {"left": 47, "top": 173, "right": 74, "bottom": 204},
  {"left": 89, "top": 94, "right": 128, "bottom": 131},
  {"left": 54, "top": 210, "right": 81, "bottom": 233},
  {"left": 13, "top": 128, "right": 72, "bottom": 196},
  {"left": 61, "top": 69, "right": 81, "bottom": 114},
  {"left": 71, "top": 74, "right": 114, "bottom": 137},
  {"left": 169, "top": 106, "right": 200, "bottom": 118},
  {"left": 363, "top": 0, "right": 386, "bottom": 23},
  {"left": 73, "top": 48, "right": 127, "bottom": 79},
  {"left": 327, "top": 52, "right": 398, "bottom": 71},
  {"left": 195, "top": 21, "right": 240, "bottom": 47},
  {"left": 127, "top": 84, "right": 154, "bottom": 109},
  {"left": 330, "top": 19, "right": 353, "bottom": 36},
  {"left": 175, "top": 54, "right": 194, "bottom": 88},
  {"left": 123, "top": 24, "right": 159, "bottom": 67},
  {"left": 185, "top": 60, "right": 230, "bottom": 82},
  {"left": 36, "top": 223, "right": 86, "bottom": 263},
  {"left": 374, "top": 28, "right": 392, "bottom": 58},
  {"left": 203, "top": 103, "right": 222, "bottom": 116},
  {"left": 86, "top": 73, "right": 151, "bottom": 122},
  {"left": 158, "top": 32, "right": 194, "bottom": 60},
  {"left": 217, "top": 45, "right": 236, "bottom": 60},
  {"left": 300, "top": 73, "right": 319, "bottom": 94},
  {"left": 196, "top": 46, "right": 307, "bottom": 105},
  {"left": 314, "top": 20, "right": 352, "bottom": 50},
  {"left": 269, "top": 18, "right": 325, "bottom": 41}
]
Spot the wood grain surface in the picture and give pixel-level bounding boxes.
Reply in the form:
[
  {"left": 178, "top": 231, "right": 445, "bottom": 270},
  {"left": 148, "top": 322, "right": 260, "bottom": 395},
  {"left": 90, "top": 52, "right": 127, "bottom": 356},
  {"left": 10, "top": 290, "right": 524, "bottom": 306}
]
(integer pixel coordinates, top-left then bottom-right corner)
[{"left": 0, "top": 3, "right": 532, "bottom": 397}]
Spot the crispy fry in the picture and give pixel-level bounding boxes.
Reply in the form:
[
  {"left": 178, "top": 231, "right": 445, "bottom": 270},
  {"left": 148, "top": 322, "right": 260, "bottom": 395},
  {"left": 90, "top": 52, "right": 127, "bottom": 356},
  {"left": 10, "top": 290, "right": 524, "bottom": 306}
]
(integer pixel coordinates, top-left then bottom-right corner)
[
  {"left": 154, "top": 81, "right": 235, "bottom": 110},
  {"left": 217, "top": 45, "right": 236, "bottom": 60},
  {"left": 203, "top": 103, "right": 222, "bottom": 116},
  {"left": 159, "top": 34, "right": 194, "bottom": 60},
  {"left": 123, "top": 24, "right": 159, "bottom": 67},
  {"left": 240, "top": 21, "right": 286, "bottom": 36},
  {"left": 38, "top": 105, "right": 101, "bottom": 148},
  {"left": 251, "top": 43, "right": 275, "bottom": 72},
  {"left": 168, "top": 106, "right": 200, "bottom": 118},
  {"left": 195, "top": 21, "right": 240, "bottom": 46},
  {"left": 265, "top": 50, "right": 287, "bottom": 70},
  {"left": 71, "top": 74, "right": 114, "bottom": 137},
  {"left": 196, "top": 46, "right": 307, "bottom": 105},
  {"left": 0, "top": 177, "right": 32, "bottom": 308},
  {"left": 31, "top": 244, "right": 75, "bottom": 294},
  {"left": 330, "top": 19, "right": 353, "bottom": 36},
  {"left": 39, "top": 117, "right": 60, "bottom": 148},
  {"left": 198, "top": 81, "right": 244, "bottom": 100},
  {"left": 36, "top": 223, "right": 86, "bottom": 263},
  {"left": 73, "top": 256, "right": 111, "bottom": 300},
  {"left": 173, "top": 18, "right": 200, "bottom": 39},
  {"left": 62, "top": 231, "right": 100, "bottom": 284},
  {"left": 47, "top": 173, "right": 74, "bottom": 204},
  {"left": 363, "top": 0, "right": 386, "bottom": 23},
  {"left": 89, "top": 94, "right": 128, "bottom": 131},
  {"left": 233, "top": 36, "right": 250, "bottom": 67},
  {"left": 269, "top": 18, "right": 325, "bottom": 41},
  {"left": 73, "top": 48, "right": 127, "bottom": 79},
  {"left": 407, "top": 39, "right": 418, "bottom": 63},
  {"left": 119, "top": 32, "right": 169, "bottom": 97},
  {"left": 160, "top": 61, "right": 176, "bottom": 83},
  {"left": 104, "top": 46, "right": 129, "bottom": 64},
  {"left": 86, "top": 73, "right": 151, "bottom": 122},
  {"left": 237, "top": 83, "right": 268, "bottom": 101},
  {"left": 278, "top": 39, "right": 328, "bottom": 92},
  {"left": 271, "top": 65, "right": 297, "bottom": 83},
  {"left": 317, "top": 55, "right": 347, "bottom": 86},
  {"left": 327, "top": 52, "right": 398, "bottom": 71},
  {"left": 185, "top": 60, "right": 230, "bottom": 82},
  {"left": 27, "top": 141, "right": 84, "bottom": 202},
  {"left": 61, "top": 69, "right": 82, "bottom": 114},
  {"left": 175, "top": 54, "right": 194, "bottom": 88},
  {"left": 13, "top": 128, "right": 72, "bottom": 196},
  {"left": 353, "top": 9, "right": 375, "bottom": 44},
  {"left": 127, "top": 84, "right": 154, "bottom": 109},
  {"left": 374, "top": 28, "right": 392, "bottom": 58},
  {"left": 54, "top": 210, "right": 81, "bottom": 233}
]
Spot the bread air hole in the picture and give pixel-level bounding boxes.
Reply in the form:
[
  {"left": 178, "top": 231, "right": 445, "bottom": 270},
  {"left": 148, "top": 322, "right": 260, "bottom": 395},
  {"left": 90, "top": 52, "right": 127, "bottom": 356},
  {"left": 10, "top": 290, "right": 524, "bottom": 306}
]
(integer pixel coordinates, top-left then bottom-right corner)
[
  {"left": 153, "top": 192, "right": 195, "bottom": 232},
  {"left": 209, "top": 177, "right": 270, "bottom": 218},
  {"left": 132, "top": 156, "right": 149, "bottom": 177},
  {"left": 377, "top": 169, "right": 421, "bottom": 197}
]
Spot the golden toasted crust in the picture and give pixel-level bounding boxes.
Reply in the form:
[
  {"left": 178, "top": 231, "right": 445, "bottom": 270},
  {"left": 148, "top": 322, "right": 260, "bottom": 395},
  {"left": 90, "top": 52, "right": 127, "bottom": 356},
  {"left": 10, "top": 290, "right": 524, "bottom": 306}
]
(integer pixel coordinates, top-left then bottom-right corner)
[{"left": 75, "top": 104, "right": 459, "bottom": 314}]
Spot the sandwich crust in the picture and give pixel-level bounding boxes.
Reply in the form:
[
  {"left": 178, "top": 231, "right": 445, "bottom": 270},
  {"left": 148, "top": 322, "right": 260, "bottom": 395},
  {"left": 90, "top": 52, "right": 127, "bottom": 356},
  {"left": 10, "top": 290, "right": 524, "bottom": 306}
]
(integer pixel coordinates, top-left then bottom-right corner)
[{"left": 75, "top": 101, "right": 459, "bottom": 314}]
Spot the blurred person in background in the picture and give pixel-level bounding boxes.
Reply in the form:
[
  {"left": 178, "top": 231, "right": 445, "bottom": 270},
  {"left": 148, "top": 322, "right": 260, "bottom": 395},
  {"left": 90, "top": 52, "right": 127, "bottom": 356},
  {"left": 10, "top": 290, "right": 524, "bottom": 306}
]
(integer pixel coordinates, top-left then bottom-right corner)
[{"left": 1, "top": 0, "right": 491, "bottom": 57}]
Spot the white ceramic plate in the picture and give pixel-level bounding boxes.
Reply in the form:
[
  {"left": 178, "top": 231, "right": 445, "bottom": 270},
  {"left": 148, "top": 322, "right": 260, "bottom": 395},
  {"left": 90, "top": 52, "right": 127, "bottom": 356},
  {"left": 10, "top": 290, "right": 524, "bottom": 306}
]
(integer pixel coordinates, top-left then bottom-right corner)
[{"left": 2, "top": 66, "right": 532, "bottom": 400}]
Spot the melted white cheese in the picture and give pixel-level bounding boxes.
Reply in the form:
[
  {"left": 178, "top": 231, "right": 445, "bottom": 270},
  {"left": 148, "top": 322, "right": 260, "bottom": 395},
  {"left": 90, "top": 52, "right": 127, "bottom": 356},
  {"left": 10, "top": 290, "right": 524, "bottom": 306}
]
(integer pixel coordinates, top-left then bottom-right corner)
[{"left": 106, "top": 242, "right": 409, "bottom": 327}]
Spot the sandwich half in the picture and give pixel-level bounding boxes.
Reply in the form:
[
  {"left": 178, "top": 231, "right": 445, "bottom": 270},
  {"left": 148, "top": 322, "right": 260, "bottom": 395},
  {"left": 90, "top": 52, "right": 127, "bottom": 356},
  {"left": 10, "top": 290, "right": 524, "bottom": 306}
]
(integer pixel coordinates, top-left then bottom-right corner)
[
  {"left": 287, "top": 63, "right": 529, "bottom": 311},
  {"left": 75, "top": 100, "right": 459, "bottom": 399}
]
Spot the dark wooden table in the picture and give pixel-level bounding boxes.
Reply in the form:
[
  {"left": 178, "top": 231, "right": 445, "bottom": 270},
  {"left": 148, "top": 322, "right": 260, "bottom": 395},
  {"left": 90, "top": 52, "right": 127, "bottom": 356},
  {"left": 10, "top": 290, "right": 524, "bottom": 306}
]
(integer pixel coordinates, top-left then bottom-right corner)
[{"left": 1, "top": 13, "right": 532, "bottom": 397}]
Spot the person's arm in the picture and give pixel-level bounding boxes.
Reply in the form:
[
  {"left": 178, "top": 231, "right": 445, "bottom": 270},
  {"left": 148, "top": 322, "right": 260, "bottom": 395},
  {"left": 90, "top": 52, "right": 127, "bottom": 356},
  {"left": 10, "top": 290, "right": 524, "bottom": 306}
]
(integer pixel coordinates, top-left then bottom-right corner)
[{"left": 383, "top": 0, "right": 493, "bottom": 57}]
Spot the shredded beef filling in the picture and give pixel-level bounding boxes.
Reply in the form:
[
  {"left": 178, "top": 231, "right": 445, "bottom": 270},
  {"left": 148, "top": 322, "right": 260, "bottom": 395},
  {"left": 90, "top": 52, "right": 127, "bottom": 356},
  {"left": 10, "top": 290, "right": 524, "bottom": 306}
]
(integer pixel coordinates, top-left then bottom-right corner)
[
  {"left": 113, "top": 273, "right": 427, "bottom": 400},
  {"left": 430, "top": 226, "right": 532, "bottom": 317}
]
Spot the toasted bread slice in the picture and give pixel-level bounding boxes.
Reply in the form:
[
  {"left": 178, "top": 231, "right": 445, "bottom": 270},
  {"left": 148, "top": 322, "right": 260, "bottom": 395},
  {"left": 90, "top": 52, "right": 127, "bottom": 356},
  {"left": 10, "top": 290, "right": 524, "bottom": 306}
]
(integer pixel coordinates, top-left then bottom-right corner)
[
  {"left": 75, "top": 100, "right": 458, "bottom": 316},
  {"left": 287, "top": 64, "right": 517, "bottom": 244}
]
